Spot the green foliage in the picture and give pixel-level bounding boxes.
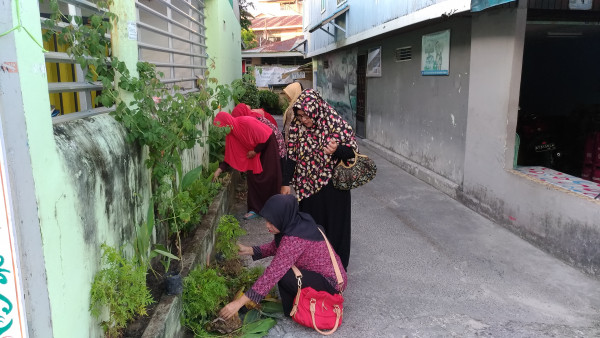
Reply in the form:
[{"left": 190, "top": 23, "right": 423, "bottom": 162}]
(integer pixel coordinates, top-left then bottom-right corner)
[
  {"left": 241, "top": 313, "right": 277, "bottom": 337},
  {"left": 182, "top": 267, "right": 229, "bottom": 336},
  {"left": 241, "top": 29, "right": 258, "bottom": 50},
  {"left": 238, "top": 0, "right": 255, "bottom": 31},
  {"left": 225, "top": 266, "right": 264, "bottom": 295},
  {"left": 90, "top": 244, "right": 153, "bottom": 337},
  {"left": 208, "top": 124, "right": 227, "bottom": 163},
  {"left": 232, "top": 72, "right": 260, "bottom": 108},
  {"left": 215, "top": 215, "right": 247, "bottom": 260},
  {"left": 258, "top": 90, "right": 282, "bottom": 115},
  {"left": 165, "top": 165, "right": 222, "bottom": 234},
  {"left": 280, "top": 96, "right": 290, "bottom": 114}
]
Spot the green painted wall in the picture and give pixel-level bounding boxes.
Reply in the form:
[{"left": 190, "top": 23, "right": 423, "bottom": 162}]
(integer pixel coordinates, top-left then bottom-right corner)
[{"left": 206, "top": 0, "right": 242, "bottom": 111}]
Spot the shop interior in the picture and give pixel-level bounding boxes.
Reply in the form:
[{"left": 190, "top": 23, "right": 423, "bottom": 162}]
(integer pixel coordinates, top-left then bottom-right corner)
[{"left": 516, "top": 20, "right": 600, "bottom": 185}]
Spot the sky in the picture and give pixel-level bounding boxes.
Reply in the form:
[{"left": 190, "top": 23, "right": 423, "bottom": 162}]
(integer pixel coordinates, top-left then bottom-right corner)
[{"left": 246, "top": 0, "right": 270, "bottom": 16}]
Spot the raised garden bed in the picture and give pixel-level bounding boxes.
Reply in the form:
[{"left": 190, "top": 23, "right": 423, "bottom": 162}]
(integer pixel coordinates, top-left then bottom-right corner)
[{"left": 122, "top": 171, "right": 241, "bottom": 338}]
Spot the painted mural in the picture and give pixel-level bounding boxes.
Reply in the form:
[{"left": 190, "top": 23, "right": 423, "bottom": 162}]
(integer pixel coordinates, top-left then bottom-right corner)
[{"left": 315, "top": 49, "right": 358, "bottom": 128}]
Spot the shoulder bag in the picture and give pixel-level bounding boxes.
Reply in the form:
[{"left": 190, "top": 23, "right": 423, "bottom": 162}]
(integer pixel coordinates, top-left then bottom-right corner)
[
  {"left": 332, "top": 150, "right": 377, "bottom": 190},
  {"left": 290, "top": 229, "right": 344, "bottom": 335}
]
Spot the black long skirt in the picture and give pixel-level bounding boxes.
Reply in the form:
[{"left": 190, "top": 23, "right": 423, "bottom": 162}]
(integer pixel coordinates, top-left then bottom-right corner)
[
  {"left": 299, "top": 181, "right": 351, "bottom": 269},
  {"left": 246, "top": 134, "right": 282, "bottom": 213}
]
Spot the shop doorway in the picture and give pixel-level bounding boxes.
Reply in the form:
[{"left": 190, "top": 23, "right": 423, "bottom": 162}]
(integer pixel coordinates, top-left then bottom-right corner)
[
  {"left": 356, "top": 54, "right": 367, "bottom": 138},
  {"left": 516, "top": 21, "right": 600, "bottom": 182}
]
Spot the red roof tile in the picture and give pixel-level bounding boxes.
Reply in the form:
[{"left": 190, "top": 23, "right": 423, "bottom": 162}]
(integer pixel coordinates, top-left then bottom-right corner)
[
  {"left": 250, "top": 15, "right": 302, "bottom": 30},
  {"left": 244, "top": 36, "right": 304, "bottom": 53}
]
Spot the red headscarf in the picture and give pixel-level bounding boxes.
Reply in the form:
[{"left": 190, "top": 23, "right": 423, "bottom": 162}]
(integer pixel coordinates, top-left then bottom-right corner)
[
  {"left": 213, "top": 112, "right": 272, "bottom": 173},
  {"left": 232, "top": 103, "right": 262, "bottom": 119},
  {"left": 232, "top": 103, "right": 286, "bottom": 159}
]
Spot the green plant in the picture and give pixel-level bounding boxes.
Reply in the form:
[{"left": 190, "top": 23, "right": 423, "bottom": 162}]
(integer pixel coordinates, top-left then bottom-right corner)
[
  {"left": 232, "top": 72, "right": 260, "bottom": 108},
  {"left": 241, "top": 28, "right": 257, "bottom": 50},
  {"left": 215, "top": 215, "right": 247, "bottom": 260},
  {"left": 90, "top": 244, "right": 153, "bottom": 337},
  {"left": 134, "top": 200, "right": 180, "bottom": 276},
  {"left": 258, "top": 90, "right": 282, "bottom": 115},
  {"left": 182, "top": 266, "right": 229, "bottom": 336},
  {"left": 208, "top": 124, "right": 228, "bottom": 163}
]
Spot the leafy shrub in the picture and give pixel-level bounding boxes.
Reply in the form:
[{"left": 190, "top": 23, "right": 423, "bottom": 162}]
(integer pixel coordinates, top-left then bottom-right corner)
[
  {"left": 182, "top": 267, "right": 229, "bottom": 335},
  {"left": 232, "top": 72, "right": 260, "bottom": 108},
  {"left": 90, "top": 244, "right": 153, "bottom": 337},
  {"left": 208, "top": 124, "right": 227, "bottom": 163},
  {"left": 167, "top": 164, "right": 222, "bottom": 234},
  {"left": 258, "top": 90, "right": 282, "bottom": 115},
  {"left": 215, "top": 215, "right": 247, "bottom": 260}
]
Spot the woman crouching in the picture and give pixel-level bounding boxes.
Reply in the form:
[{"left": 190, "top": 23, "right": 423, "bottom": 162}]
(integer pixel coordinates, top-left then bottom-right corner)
[{"left": 218, "top": 194, "right": 347, "bottom": 319}]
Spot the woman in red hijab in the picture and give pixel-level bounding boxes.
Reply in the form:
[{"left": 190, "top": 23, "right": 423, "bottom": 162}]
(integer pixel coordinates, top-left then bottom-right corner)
[
  {"left": 212, "top": 111, "right": 282, "bottom": 219},
  {"left": 232, "top": 103, "right": 286, "bottom": 162}
]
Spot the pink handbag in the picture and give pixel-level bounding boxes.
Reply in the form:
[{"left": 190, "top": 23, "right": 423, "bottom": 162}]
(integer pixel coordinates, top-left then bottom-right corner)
[{"left": 289, "top": 229, "right": 344, "bottom": 335}]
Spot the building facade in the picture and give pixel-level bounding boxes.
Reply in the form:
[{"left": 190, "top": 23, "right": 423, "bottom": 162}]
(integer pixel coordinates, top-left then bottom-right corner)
[{"left": 303, "top": 0, "right": 600, "bottom": 276}]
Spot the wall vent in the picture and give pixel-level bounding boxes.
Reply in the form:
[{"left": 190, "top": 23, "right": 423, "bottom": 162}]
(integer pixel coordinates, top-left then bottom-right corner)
[
  {"left": 395, "top": 46, "right": 412, "bottom": 62},
  {"left": 323, "top": 60, "right": 329, "bottom": 69}
]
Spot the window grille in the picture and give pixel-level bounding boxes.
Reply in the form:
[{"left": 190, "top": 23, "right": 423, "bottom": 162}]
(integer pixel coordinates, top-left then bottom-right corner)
[
  {"left": 40, "top": 0, "right": 113, "bottom": 123},
  {"left": 40, "top": 0, "right": 208, "bottom": 123},
  {"left": 136, "top": 0, "right": 207, "bottom": 94}
]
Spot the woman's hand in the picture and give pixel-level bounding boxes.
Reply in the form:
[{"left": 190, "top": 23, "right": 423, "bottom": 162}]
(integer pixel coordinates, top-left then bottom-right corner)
[
  {"left": 219, "top": 295, "right": 248, "bottom": 320},
  {"left": 237, "top": 243, "right": 253, "bottom": 256},
  {"left": 280, "top": 186, "right": 291, "bottom": 195},
  {"left": 247, "top": 150, "right": 257, "bottom": 159},
  {"left": 324, "top": 140, "right": 339, "bottom": 155},
  {"left": 212, "top": 168, "right": 222, "bottom": 182}
]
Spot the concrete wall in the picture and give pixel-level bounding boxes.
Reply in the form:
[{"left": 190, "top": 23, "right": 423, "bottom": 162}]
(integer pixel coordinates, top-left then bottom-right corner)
[
  {"left": 364, "top": 18, "right": 471, "bottom": 186},
  {"left": 50, "top": 116, "right": 152, "bottom": 337},
  {"left": 206, "top": 0, "right": 242, "bottom": 111},
  {"left": 314, "top": 48, "right": 358, "bottom": 127},
  {"left": 462, "top": 7, "right": 600, "bottom": 275}
]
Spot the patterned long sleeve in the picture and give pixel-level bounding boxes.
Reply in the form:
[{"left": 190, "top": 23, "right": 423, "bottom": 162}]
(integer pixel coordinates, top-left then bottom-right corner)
[
  {"left": 244, "top": 236, "right": 348, "bottom": 304},
  {"left": 245, "top": 237, "right": 305, "bottom": 303},
  {"left": 252, "top": 240, "right": 277, "bottom": 260}
]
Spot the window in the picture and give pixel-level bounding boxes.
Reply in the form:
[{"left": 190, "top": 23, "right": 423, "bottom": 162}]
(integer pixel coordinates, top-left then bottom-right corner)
[
  {"left": 321, "top": 0, "right": 326, "bottom": 13},
  {"left": 337, "top": 0, "right": 347, "bottom": 6}
]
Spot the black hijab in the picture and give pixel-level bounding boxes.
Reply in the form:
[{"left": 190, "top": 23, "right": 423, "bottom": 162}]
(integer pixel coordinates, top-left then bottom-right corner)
[{"left": 259, "top": 194, "right": 324, "bottom": 247}]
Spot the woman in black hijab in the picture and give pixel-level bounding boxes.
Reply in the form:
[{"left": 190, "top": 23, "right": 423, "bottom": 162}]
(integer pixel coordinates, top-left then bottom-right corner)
[{"left": 219, "top": 194, "right": 347, "bottom": 319}]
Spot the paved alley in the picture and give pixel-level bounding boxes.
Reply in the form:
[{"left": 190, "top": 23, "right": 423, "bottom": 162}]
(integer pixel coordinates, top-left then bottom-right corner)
[{"left": 235, "top": 138, "right": 600, "bottom": 337}]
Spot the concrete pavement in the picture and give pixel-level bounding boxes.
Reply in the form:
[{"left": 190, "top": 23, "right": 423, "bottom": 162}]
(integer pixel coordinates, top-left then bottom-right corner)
[{"left": 234, "top": 138, "right": 600, "bottom": 337}]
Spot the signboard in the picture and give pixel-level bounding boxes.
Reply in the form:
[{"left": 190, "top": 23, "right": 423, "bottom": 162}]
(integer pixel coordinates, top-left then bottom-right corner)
[
  {"left": 0, "top": 128, "right": 27, "bottom": 337},
  {"left": 421, "top": 30, "right": 450, "bottom": 76},
  {"left": 291, "top": 71, "right": 306, "bottom": 80},
  {"left": 471, "top": 0, "right": 515, "bottom": 12},
  {"left": 253, "top": 66, "right": 295, "bottom": 88},
  {"left": 366, "top": 47, "right": 382, "bottom": 78}
]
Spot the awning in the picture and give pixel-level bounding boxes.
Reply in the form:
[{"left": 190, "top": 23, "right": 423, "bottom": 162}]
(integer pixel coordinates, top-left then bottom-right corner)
[
  {"left": 309, "top": 3, "right": 349, "bottom": 34},
  {"left": 471, "top": 0, "right": 516, "bottom": 12}
]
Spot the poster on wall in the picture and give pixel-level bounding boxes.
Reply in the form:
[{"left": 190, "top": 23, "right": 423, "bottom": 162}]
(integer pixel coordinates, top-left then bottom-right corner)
[
  {"left": 421, "top": 29, "right": 450, "bottom": 76},
  {"left": 366, "top": 47, "right": 382, "bottom": 77},
  {"left": 569, "top": 0, "right": 592, "bottom": 10}
]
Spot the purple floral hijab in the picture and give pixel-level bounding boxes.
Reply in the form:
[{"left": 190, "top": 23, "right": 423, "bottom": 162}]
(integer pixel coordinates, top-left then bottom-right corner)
[{"left": 287, "top": 89, "right": 358, "bottom": 200}]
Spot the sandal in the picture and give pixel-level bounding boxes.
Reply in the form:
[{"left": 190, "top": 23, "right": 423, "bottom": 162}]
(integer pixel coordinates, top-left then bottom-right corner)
[{"left": 243, "top": 211, "right": 260, "bottom": 220}]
